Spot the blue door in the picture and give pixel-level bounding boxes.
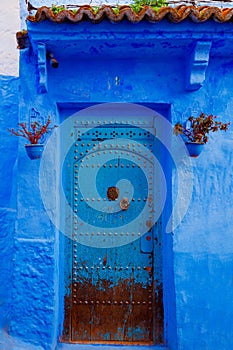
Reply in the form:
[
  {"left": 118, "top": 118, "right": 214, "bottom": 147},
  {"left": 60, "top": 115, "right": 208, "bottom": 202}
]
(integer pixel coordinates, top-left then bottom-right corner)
[{"left": 62, "top": 124, "right": 163, "bottom": 344}]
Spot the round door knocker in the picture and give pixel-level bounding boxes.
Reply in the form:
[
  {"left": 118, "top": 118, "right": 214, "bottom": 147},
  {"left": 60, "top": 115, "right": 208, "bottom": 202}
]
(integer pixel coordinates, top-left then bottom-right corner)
[
  {"left": 120, "top": 197, "right": 130, "bottom": 211},
  {"left": 107, "top": 186, "right": 119, "bottom": 201}
]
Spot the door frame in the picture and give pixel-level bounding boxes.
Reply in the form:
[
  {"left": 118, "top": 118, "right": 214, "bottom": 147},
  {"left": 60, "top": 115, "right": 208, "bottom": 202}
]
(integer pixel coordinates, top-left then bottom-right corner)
[{"left": 56, "top": 102, "right": 176, "bottom": 349}]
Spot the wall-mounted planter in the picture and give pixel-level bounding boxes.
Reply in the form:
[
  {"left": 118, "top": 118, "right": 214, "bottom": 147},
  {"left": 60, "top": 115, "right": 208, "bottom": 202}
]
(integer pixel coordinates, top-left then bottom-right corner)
[
  {"left": 25, "top": 144, "right": 44, "bottom": 159},
  {"left": 185, "top": 142, "right": 204, "bottom": 158}
]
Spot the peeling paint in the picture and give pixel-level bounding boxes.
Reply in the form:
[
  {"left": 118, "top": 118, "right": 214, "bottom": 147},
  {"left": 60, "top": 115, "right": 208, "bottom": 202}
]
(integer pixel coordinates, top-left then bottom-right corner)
[{"left": 63, "top": 278, "right": 163, "bottom": 344}]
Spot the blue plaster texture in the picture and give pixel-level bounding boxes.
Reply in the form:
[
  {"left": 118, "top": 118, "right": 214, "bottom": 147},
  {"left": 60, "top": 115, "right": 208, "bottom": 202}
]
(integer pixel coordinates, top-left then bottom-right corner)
[
  {"left": 173, "top": 122, "right": 233, "bottom": 349},
  {"left": 0, "top": 75, "right": 18, "bottom": 336},
  {"left": 0, "top": 208, "right": 15, "bottom": 329},
  {"left": 10, "top": 238, "right": 57, "bottom": 349},
  {"left": 0, "top": 329, "right": 44, "bottom": 350},
  {"left": 16, "top": 156, "right": 56, "bottom": 240},
  {"left": 174, "top": 253, "right": 233, "bottom": 350},
  {"left": 3, "top": 17, "right": 233, "bottom": 350},
  {"left": 0, "top": 76, "right": 19, "bottom": 207}
]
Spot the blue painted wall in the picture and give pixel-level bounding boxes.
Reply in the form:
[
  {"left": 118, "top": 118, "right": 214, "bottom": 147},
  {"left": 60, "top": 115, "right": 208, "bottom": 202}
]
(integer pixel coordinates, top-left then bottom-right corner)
[
  {"left": 0, "top": 75, "right": 18, "bottom": 333},
  {"left": 2, "top": 18, "right": 233, "bottom": 350}
]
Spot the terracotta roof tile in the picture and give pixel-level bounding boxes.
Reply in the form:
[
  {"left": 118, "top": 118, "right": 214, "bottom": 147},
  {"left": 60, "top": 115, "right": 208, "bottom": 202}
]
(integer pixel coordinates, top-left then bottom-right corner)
[{"left": 27, "top": 5, "right": 233, "bottom": 24}]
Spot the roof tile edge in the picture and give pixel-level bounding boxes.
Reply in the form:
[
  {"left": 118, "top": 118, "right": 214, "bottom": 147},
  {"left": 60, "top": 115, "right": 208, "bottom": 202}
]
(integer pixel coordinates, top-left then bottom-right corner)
[{"left": 26, "top": 5, "right": 233, "bottom": 24}]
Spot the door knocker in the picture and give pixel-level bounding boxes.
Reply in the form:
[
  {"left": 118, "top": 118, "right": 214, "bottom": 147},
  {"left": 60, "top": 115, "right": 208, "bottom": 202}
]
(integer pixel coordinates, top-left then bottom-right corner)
[{"left": 107, "top": 186, "right": 119, "bottom": 201}]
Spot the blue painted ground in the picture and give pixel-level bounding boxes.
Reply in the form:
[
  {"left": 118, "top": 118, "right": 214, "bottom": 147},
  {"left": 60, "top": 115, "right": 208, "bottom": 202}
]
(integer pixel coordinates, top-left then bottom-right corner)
[
  {"left": 58, "top": 344, "right": 168, "bottom": 350},
  {"left": 0, "top": 329, "right": 168, "bottom": 350}
]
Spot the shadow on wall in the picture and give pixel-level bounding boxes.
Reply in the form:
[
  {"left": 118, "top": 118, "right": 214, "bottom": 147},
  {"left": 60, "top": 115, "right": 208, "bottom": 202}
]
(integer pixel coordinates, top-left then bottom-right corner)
[{"left": 0, "top": 75, "right": 19, "bottom": 332}]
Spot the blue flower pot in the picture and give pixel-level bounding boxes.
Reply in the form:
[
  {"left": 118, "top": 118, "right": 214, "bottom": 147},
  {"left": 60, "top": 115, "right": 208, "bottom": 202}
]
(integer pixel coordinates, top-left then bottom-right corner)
[
  {"left": 185, "top": 142, "right": 204, "bottom": 158},
  {"left": 25, "top": 144, "right": 44, "bottom": 160}
]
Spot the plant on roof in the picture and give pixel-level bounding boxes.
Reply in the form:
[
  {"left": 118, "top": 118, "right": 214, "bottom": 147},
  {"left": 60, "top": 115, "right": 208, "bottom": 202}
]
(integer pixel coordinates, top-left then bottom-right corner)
[
  {"left": 51, "top": 4, "right": 79, "bottom": 15},
  {"left": 8, "top": 117, "right": 56, "bottom": 144},
  {"left": 92, "top": 6, "right": 100, "bottom": 14},
  {"left": 130, "top": 0, "right": 168, "bottom": 13},
  {"left": 113, "top": 6, "right": 120, "bottom": 15},
  {"left": 174, "top": 113, "right": 230, "bottom": 144},
  {"left": 51, "top": 4, "right": 66, "bottom": 15},
  {"left": 49, "top": 2, "right": 167, "bottom": 15}
]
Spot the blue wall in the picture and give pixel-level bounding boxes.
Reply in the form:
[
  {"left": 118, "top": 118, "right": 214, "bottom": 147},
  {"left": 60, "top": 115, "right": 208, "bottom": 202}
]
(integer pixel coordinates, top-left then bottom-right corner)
[
  {"left": 2, "top": 19, "right": 233, "bottom": 350},
  {"left": 0, "top": 75, "right": 18, "bottom": 332},
  {"left": 173, "top": 108, "right": 233, "bottom": 348},
  {"left": 0, "top": 76, "right": 18, "bottom": 208}
]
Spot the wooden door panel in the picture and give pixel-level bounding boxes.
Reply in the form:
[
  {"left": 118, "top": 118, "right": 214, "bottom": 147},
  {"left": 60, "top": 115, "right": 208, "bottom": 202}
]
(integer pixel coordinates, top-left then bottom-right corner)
[{"left": 62, "top": 125, "right": 163, "bottom": 344}]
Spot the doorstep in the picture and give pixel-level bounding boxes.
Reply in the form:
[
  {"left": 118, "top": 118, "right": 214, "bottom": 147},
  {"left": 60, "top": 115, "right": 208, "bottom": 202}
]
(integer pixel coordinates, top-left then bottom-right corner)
[{"left": 57, "top": 344, "right": 169, "bottom": 350}]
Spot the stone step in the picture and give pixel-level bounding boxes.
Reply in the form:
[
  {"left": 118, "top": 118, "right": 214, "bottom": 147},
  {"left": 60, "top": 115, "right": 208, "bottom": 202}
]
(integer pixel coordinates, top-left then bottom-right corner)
[{"left": 58, "top": 343, "right": 169, "bottom": 350}]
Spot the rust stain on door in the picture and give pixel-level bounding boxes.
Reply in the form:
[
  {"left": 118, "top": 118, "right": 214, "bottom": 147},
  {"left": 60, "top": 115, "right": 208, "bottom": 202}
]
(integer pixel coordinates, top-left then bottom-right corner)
[{"left": 63, "top": 278, "right": 163, "bottom": 344}]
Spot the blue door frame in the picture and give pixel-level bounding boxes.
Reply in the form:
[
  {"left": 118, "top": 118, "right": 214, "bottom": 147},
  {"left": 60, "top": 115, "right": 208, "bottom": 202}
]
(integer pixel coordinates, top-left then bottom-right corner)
[{"left": 58, "top": 103, "right": 175, "bottom": 349}]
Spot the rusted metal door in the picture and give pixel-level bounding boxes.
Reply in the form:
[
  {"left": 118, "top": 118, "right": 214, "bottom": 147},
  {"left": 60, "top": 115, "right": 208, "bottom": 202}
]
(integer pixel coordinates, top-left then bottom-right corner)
[{"left": 62, "top": 124, "right": 163, "bottom": 344}]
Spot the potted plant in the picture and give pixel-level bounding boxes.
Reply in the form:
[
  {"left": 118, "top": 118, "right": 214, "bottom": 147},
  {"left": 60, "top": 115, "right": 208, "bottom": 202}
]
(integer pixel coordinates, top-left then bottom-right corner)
[
  {"left": 8, "top": 117, "right": 56, "bottom": 159},
  {"left": 174, "top": 113, "right": 230, "bottom": 157}
]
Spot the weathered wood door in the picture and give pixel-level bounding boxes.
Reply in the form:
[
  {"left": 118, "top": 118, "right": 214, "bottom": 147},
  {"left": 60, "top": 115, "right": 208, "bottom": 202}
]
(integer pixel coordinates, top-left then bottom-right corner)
[{"left": 62, "top": 123, "right": 163, "bottom": 344}]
